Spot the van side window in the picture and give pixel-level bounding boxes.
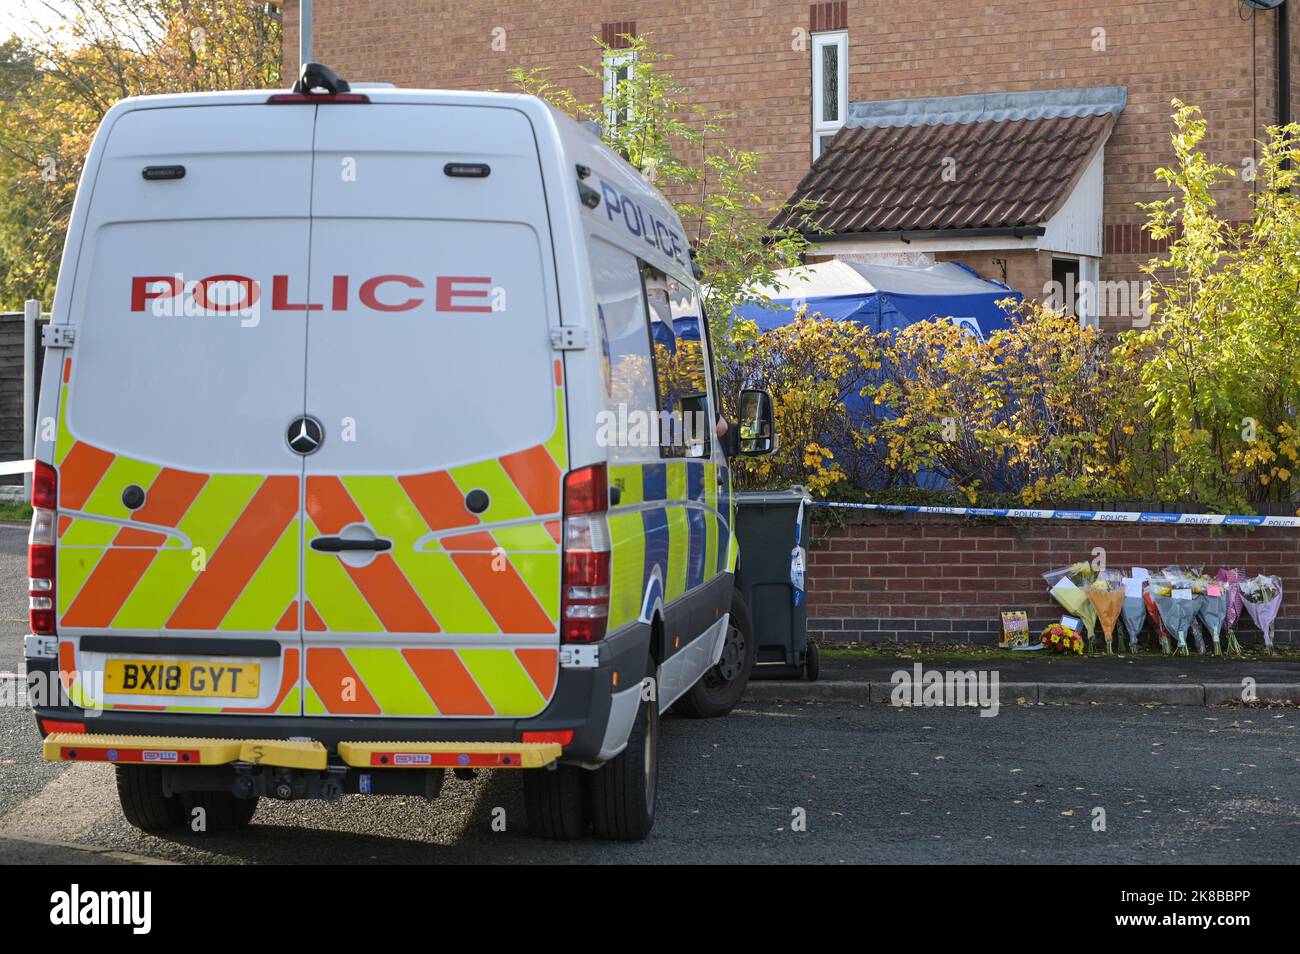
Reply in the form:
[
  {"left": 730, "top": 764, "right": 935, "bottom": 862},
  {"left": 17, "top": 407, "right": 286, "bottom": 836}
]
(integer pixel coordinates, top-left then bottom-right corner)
[
  {"left": 643, "top": 266, "right": 712, "bottom": 459},
  {"left": 592, "top": 238, "right": 658, "bottom": 461}
]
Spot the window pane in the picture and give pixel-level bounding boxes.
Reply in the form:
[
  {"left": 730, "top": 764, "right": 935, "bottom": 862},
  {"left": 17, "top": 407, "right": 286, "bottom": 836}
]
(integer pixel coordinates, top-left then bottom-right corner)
[
  {"left": 592, "top": 240, "right": 657, "bottom": 460},
  {"left": 646, "top": 271, "right": 711, "bottom": 457},
  {"left": 821, "top": 43, "right": 839, "bottom": 123}
]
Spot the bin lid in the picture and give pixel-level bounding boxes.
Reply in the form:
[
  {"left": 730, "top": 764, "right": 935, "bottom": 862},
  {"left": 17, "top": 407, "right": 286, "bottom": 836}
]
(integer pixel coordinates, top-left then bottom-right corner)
[{"left": 734, "top": 488, "right": 812, "bottom": 506}]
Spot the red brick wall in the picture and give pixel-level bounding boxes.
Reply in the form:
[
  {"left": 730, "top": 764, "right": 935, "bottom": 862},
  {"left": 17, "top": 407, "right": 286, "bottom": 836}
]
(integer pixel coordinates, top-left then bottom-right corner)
[
  {"left": 282, "top": 0, "right": 1291, "bottom": 300},
  {"left": 807, "top": 513, "right": 1299, "bottom": 647}
]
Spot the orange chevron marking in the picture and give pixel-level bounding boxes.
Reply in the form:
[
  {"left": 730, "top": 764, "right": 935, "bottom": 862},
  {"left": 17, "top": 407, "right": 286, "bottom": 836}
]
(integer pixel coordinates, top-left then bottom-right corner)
[
  {"left": 306, "top": 476, "right": 438, "bottom": 633},
  {"left": 131, "top": 468, "right": 207, "bottom": 527},
  {"left": 166, "top": 476, "right": 298, "bottom": 630},
  {"left": 450, "top": 552, "right": 553, "bottom": 634},
  {"left": 58, "top": 442, "right": 114, "bottom": 511},
  {"left": 515, "top": 648, "right": 558, "bottom": 698},
  {"left": 307, "top": 647, "right": 380, "bottom": 715},
  {"left": 500, "top": 444, "right": 560, "bottom": 515},
  {"left": 397, "top": 470, "right": 478, "bottom": 532},
  {"left": 62, "top": 548, "right": 157, "bottom": 628},
  {"left": 402, "top": 648, "right": 493, "bottom": 716}
]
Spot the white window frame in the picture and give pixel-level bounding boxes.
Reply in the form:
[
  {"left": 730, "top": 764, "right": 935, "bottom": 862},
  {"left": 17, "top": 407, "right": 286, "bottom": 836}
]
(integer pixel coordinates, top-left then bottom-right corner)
[
  {"left": 603, "top": 48, "right": 636, "bottom": 131},
  {"left": 811, "top": 30, "right": 848, "bottom": 162}
]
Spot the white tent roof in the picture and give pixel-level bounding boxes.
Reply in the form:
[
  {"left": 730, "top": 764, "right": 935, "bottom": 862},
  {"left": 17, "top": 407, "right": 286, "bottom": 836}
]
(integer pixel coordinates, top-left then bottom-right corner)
[{"left": 750, "top": 259, "right": 1008, "bottom": 300}]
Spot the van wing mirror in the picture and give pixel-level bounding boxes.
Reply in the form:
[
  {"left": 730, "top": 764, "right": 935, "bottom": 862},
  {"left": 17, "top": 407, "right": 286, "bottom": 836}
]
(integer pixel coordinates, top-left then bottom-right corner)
[{"left": 731, "top": 389, "right": 776, "bottom": 457}]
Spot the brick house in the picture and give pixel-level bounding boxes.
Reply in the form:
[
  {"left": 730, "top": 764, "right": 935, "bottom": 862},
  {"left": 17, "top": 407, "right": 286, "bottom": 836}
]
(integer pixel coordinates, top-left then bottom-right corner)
[{"left": 284, "top": 1, "right": 1296, "bottom": 327}]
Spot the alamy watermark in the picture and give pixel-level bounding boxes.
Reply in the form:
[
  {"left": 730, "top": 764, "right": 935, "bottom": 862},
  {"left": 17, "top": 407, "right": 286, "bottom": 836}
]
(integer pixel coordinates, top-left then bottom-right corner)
[
  {"left": 1043, "top": 274, "right": 1154, "bottom": 326},
  {"left": 890, "top": 663, "right": 1000, "bottom": 717}
]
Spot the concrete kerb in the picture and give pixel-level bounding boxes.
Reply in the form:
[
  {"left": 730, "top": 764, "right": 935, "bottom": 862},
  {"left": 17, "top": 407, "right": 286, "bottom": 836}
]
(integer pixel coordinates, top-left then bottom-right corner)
[{"left": 742, "top": 680, "right": 1300, "bottom": 706}]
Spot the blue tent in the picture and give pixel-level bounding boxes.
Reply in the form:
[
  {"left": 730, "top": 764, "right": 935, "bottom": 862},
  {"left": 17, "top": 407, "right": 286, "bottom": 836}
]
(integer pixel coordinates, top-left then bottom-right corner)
[
  {"left": 732, "top": 259, "right": 1019, "bottom": 339},
  {"left": 730, "top": 259, "right": 1021, "bottom": 492}
]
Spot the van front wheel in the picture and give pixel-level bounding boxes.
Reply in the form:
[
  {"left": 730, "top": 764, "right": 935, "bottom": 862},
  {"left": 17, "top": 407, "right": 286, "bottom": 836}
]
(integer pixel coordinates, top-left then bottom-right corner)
[
  {"left": 674, "top": 592, "right": 756, "bottom": 718},
  {"left": 588, "top": 675, "right": 657, "bottom": 840}
]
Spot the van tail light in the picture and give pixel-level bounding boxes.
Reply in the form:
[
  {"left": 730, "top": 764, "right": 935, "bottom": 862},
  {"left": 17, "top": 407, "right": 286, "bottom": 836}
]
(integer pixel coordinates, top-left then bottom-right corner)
[
  {"left": 29, "top": 460, "right": 57, "bottom": 636},
  {"left": 561, "top": 464, "right": 610, "bottom": 644}
]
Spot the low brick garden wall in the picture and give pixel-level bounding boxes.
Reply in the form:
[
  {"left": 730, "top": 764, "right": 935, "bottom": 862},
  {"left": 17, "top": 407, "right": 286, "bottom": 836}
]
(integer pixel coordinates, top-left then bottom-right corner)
[{"left": 806, "top": 512, "right": 1300, "bottom": 648}]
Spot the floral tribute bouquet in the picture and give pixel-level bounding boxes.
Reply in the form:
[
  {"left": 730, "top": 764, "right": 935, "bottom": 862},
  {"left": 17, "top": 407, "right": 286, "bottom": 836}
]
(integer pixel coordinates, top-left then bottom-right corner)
[
  {"left": 1041, "top": 622, "right": 1084, "bottom": 655},
  {"left": 1215, "top": 568, "right": 1247, "bottom": 655},
  {"left": 1195, "top": 576, "right": 1229, "bottom": 656},
  {"left": 1085, "top": 570, "right": 1125, "bottom": 655},
  {"left": 1142, "top": 587, "right": 1173, "bottom": 653},
  {"left": 1148, "top": 576, "right": 1199, "bottom": 656},
  {"left": 1043, "top": 563, "right": 1097, "bottom": 648},
  {"left": 1120, "top": 577, "right": 1148, "bottom": 653},
  {"left": 1240, "top": 575, "right": 1284, "bottom": 655},
  {"left": 1167, "top": 568, "right": 1208, "bottom": 654}
]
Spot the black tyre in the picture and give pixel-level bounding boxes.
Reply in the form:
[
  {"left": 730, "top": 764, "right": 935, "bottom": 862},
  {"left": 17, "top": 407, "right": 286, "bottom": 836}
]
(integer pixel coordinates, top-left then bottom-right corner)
[
  {"left": 589, "top": 674, "right": 658, "bottom": 840},
  {"left": 523, "top": 764, "right": 589, "bottom": 839},
  {"left": 674, "top": 591, "right": 756, "bottom": 718},
  {"left": 178, "top": 791, "right": 258, "bottom": 833},
  {"left": 115, "top": 765, "right": 186, "bottom": 833},
  {"left": 805, "top": 640, "right": 820, "bottom": 682}
]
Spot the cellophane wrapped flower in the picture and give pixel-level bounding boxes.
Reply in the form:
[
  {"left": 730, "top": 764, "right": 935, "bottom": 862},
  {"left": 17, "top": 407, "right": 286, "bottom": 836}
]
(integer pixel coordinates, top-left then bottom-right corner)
[
  {"left": 1043, "top": 563, "right": 1097, "bottom": 645},
  {"left": 1143, "top": 586, "right": 1173, "bottom": 654},
  {"left": 1240, "top": 575, "right": 1284, "bottom": 655},
  {"left": 1216, "top": 568, "right": 1246, "bottom": 655},
  {"left": 1086, "top": 570, "right": 1125, "bottom": 655},
  {"left": 1196, "top": 579, "right": 1229, "bottom": 656},
  {"left": 1149, "top": 578, "right": 1197, "bottom": 656}
]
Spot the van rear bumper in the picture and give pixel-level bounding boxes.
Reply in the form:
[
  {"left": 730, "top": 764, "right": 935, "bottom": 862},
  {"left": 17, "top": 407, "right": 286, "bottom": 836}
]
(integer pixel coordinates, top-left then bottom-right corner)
[{"left": 28, "top": 622, "right": 652, "bottom": 764}]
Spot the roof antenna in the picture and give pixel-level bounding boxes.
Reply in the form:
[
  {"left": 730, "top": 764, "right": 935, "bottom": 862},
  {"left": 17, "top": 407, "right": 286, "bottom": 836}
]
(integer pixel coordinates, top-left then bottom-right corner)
[{"left": 294, "top": 62, "right": 350, "bottom": 94}]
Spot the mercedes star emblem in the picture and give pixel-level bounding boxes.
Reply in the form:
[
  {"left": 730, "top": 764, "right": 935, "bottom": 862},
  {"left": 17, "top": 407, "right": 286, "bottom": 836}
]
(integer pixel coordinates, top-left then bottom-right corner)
[{"left": 287, "top": 415, "right": 324, "bottom": 455}]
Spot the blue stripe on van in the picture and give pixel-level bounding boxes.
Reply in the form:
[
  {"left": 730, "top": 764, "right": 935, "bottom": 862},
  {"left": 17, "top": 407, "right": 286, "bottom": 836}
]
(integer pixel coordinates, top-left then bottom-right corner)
[
  {"left": 686, "top": 460, "right": 704, "bottom": 501},
  {"left": 686, "top": 507, "right": 706, "bottom": 589},
  {"left": 642, "top": 463, "right": 667, "bottom": 502},
  {"left": 716, "top": 465, "right": 730, "bottom": 571},
  {"left": 641, "top": 506, "right": 670, "bottom": 596}
]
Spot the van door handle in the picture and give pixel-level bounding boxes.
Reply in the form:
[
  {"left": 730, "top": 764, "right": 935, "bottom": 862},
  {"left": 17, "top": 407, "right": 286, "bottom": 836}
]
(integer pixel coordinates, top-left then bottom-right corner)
[{"left": 310, "top": 536, "right": 392, "bottom": 553}]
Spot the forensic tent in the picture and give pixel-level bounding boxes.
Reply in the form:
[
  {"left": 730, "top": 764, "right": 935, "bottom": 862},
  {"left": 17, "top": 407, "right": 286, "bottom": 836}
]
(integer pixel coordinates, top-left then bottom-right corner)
[{"left": 732, "top": 259, "right": 1019, "bottom": 339}]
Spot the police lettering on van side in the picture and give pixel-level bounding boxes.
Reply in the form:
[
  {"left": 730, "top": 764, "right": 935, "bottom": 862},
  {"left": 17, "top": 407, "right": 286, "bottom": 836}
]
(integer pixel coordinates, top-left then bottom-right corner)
[
  {"left": 597, "top": 179, "right": 685, "bottom": 265},
  {"left": 130, "top": 274, "right": 501, "bottom": 315}
]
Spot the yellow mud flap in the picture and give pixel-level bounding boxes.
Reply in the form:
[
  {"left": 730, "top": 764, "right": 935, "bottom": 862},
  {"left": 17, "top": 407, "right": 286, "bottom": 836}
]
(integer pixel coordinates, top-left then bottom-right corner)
[
  {"left": 336, "top": 741, "right": 562, "bottom": 770},
  {"left": 42, "top": 733, "right": 326, "bottom": 770}
]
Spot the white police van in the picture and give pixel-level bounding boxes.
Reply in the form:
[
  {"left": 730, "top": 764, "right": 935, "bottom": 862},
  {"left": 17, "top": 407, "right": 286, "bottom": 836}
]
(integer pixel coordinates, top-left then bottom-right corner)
[{"left": 26, "top": 64, "right": 775, "bottom": 840}]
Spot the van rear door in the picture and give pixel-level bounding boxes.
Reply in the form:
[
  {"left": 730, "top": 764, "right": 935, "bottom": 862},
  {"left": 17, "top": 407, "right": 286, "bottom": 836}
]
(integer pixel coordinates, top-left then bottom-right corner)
[
  {"left": 53, "top": 103, "right": 313, "bottom": 716},
  {"left": 298, "top": 104, "right": 565, "bottom": 718}
]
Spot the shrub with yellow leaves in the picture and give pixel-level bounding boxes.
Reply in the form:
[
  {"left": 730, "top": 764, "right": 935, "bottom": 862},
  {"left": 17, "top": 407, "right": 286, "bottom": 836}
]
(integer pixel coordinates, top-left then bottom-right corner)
[{"left": 716, "top": 310, "right": 889, "bottom": 494}]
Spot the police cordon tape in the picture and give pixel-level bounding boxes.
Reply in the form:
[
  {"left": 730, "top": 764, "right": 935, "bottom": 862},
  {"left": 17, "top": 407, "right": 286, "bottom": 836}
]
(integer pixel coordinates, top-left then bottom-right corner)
[
  {"left": 2, "top": 453, "right": 1296, "bottom": 528},
  {"left": 808, "top": 500, "right": 1300, "bottom": 528}
]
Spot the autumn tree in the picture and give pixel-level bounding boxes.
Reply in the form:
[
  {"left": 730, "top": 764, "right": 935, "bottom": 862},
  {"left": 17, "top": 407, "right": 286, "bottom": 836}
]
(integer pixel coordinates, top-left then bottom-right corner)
[{"left": 0, "top": 0, "right": 282, "bottom": 307}]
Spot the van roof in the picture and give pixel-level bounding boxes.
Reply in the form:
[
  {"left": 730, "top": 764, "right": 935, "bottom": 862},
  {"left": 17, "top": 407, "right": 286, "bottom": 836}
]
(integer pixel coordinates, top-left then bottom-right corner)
[
  {"left": 103, "top": 86, "right": 693, "bottom": 284},
  {"left": 105, "top": 86, "right": 555, "bottom": 111}
]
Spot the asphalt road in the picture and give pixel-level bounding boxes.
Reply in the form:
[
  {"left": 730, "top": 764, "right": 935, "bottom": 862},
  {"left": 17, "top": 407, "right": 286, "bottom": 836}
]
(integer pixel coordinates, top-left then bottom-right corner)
[{"left": 3, "top": 522, "right": 1299, "bottom": 864}]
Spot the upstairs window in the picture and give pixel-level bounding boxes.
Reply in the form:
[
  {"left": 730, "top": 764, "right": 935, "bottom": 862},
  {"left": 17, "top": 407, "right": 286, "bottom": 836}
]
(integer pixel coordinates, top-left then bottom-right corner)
[
  {"left": 812, "top": 31, "right": 848, "bottom": 162},
  {"left": 603, "top": 48, "right": 636, "bottom": 132}
]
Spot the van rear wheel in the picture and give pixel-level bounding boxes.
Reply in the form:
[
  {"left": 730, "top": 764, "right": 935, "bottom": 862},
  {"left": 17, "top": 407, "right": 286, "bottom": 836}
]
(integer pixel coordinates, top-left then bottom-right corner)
[
  {"left": 115, "top": 765, "right": 186, "bottom": 832},
  {"left": 588, "top": 675, "right": 658, "bottom": 841},
  {"left": 523, "top": 764, "right": 589, "bottom": 839},
  {"left": 674, "top": 592, "right": 756, "bottom": 718},
  {"left": 179, "top": 791, "right": 258, "bottom": 833}
]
